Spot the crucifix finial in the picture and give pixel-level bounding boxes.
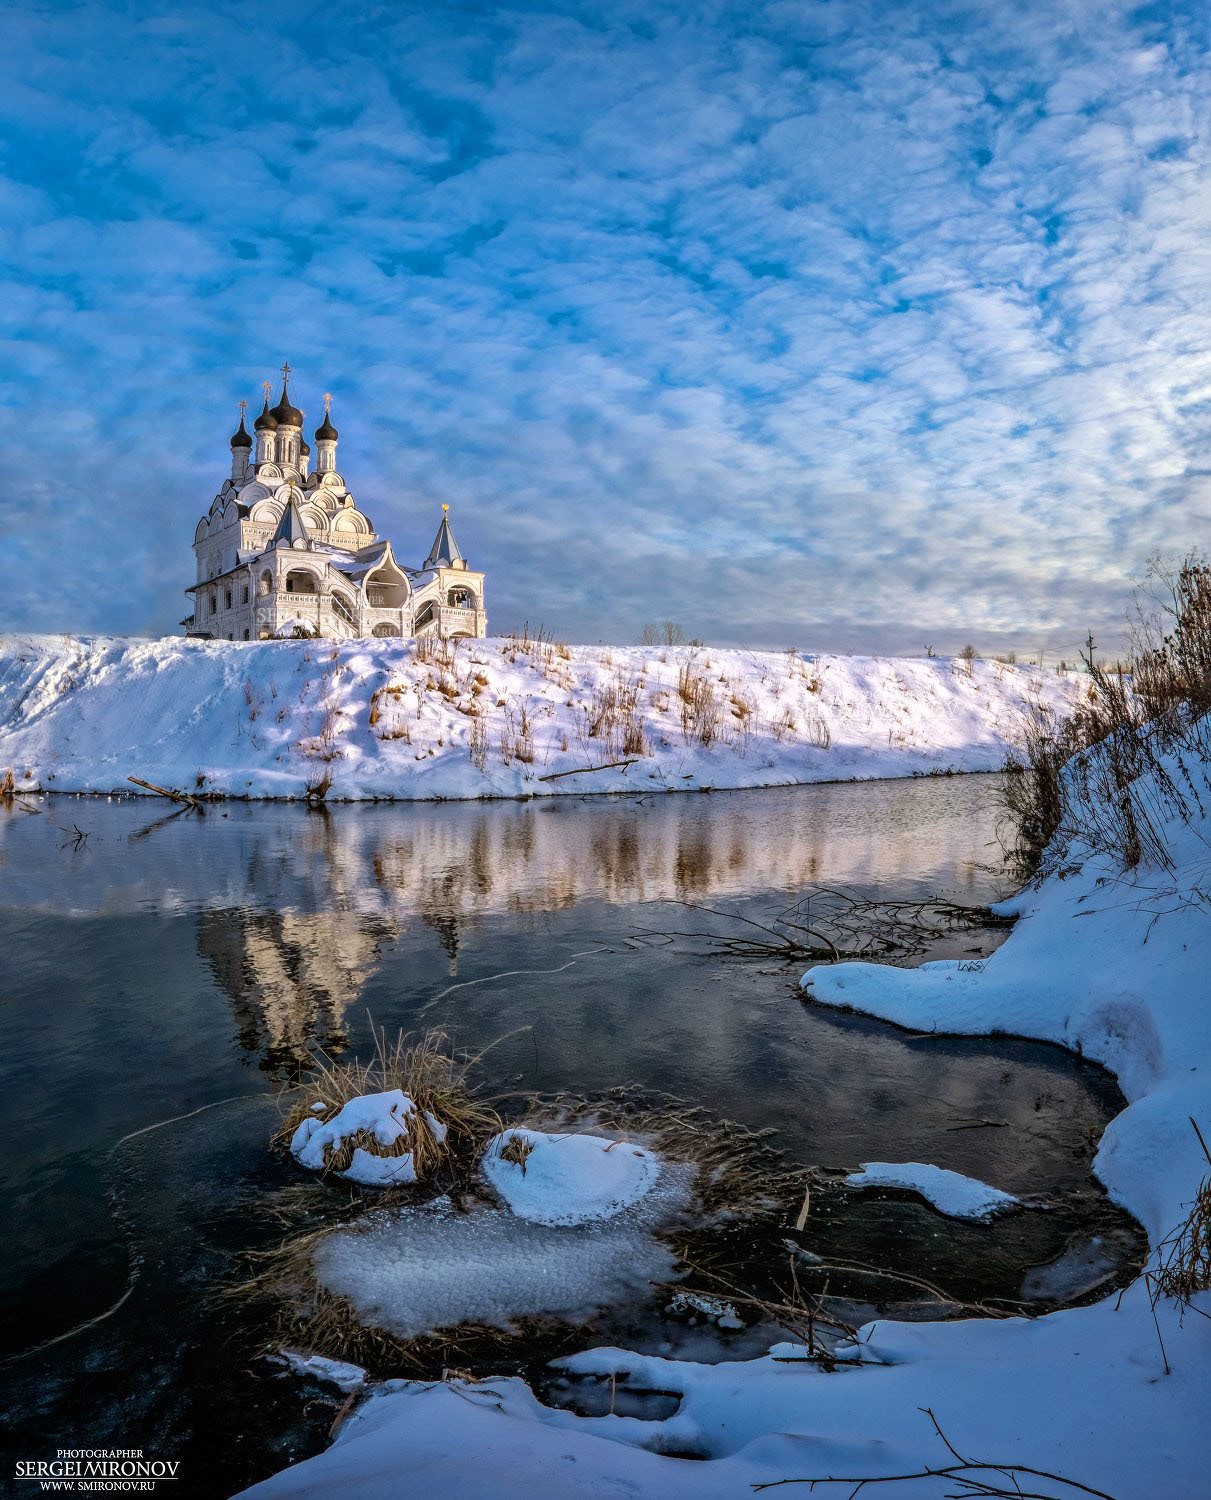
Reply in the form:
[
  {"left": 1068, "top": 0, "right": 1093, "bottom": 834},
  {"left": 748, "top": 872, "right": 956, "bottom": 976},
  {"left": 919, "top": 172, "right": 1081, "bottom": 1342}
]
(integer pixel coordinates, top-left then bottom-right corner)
[
  {"left": 238, "top": 398, "right": 247, "bottom": 418},
  {"left": 262, "top": 379, "right": 272, "bottom": 402},
  {"left": 280, "top": 360, "right": 292, "bottom": 385},
  {"left": 323, "top": 392, "right": 332, "bottom": 413}
]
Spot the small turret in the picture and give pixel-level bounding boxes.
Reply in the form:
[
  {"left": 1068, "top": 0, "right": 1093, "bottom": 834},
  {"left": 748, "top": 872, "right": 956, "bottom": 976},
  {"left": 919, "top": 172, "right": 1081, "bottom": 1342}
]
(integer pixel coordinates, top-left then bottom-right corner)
[
  {"left": 314, "top": 393, "right": 339, "bottom": 475},
  {"left": 254, "top": 386, "right": 278, "bottom": 466},
  {"left": 424, "top": 504, "right": 465, "bottom": 569},
  {"left": 229, "top": 401, "right": 252, "bottom": 482}
]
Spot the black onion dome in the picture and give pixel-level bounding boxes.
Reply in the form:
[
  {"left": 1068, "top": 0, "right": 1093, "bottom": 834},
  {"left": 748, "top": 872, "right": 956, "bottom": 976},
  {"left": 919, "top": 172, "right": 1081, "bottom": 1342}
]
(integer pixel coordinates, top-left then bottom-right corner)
[
  {"left": 270, "top": 376, "right": 304, "bottom": 427},
  {"left": 230, "top": 414, "right": 252, "bottom": 448},
  {"left": 300, "top": 439, "right": 311, "bottom": 456},
  {"left": 254, "top": 398, "right": 278, "bottom": 432},
  {"left": 314, "top": 411, "right": 338, "bottom": 442}
]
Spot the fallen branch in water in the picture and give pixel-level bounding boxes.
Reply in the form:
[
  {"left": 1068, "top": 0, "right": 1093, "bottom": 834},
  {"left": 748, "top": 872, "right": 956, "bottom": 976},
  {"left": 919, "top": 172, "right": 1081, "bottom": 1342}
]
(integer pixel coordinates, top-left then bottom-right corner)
[
  {"left": 635, "top": 889, "right": 1015, "bottom": 965},
  {"left": 126, "top": 775, "right": 203, "bottom": 809},
  {"left": 537, "top": 758, "right": 639, "bottom": 782}
]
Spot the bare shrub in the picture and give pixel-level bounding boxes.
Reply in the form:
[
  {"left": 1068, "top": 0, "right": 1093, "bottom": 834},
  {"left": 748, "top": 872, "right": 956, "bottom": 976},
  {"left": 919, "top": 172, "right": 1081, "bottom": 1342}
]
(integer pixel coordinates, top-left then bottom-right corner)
[
  {"left": 804, "top": 708, "right": 831, "bottom": 750},
  {"left": 678, "top": 655, "right": 721, "bottom": 747},
  {"left": 468, "top": 711, "right": 488, "bottom": 772},
  {"left": 639, "top": 620, "right": 685, "bottom": 646}
]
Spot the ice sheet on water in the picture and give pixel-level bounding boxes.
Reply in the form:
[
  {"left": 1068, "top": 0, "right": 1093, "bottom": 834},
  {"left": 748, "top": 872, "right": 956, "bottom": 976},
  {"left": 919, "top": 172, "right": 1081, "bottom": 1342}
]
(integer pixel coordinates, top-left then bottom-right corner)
[
  {"left": 844, "top": 1161, "right": 1020, "bottom": 1220},
  {"left": 315, "top": 1165, "right": 696, "bottom": 1340}
]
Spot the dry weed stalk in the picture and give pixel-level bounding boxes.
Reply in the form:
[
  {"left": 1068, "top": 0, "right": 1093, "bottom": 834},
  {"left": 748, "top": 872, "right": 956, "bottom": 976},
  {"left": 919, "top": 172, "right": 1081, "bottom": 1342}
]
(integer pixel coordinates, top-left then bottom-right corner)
[{"left": 1001, "top": 552, "right": 1211, "bottom": 882}]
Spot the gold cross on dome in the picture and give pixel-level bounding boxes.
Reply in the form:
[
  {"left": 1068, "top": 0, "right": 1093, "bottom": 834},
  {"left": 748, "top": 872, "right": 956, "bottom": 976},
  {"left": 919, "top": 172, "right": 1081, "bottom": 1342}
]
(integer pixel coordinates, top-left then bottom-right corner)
[
  {"left": 238, "top": 399, "right": 247, "bottom": 418},
  {"left": 280, "top": 360, "right": 292, "bottom": 383},
  {"left": 323, "top": 392, "right": 332, "bottom": 413},
  {"left": 262, "top": 380, "right": 272, "bottom": 401}
]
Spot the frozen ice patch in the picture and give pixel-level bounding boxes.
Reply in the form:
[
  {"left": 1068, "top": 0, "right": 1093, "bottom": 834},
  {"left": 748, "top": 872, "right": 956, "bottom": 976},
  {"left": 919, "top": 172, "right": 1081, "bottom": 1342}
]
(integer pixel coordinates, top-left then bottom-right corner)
[
  {"left": 845, "top": 1162, "right": 1021, "bottom": 1220},
  {"left": 482, "top": 1127, "right": 661, "bottom": 1225},
  {"left": 315, "top": 1169, "right": 695, "bottom": 1339}
]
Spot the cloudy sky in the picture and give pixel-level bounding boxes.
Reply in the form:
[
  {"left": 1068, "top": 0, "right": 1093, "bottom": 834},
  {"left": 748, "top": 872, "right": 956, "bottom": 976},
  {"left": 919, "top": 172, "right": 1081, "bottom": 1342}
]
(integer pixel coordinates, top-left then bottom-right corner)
[{"left": 2, "top": 0, "right": 1209, "bottom": 654}]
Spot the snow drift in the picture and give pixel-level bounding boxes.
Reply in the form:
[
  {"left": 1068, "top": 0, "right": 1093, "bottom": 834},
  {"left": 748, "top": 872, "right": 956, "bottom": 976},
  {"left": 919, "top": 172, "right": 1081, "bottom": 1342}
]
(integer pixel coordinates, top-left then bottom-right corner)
[{"left": 0, "top": 634, "right": 1081, "bottom": 801}]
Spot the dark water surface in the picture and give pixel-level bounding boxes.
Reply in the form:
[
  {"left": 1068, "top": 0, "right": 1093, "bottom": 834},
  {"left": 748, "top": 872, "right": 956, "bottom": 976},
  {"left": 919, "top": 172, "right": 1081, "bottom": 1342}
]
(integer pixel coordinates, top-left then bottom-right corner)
[{"left": 0, "top": 779, "right": 1139, "bottom": 1496}]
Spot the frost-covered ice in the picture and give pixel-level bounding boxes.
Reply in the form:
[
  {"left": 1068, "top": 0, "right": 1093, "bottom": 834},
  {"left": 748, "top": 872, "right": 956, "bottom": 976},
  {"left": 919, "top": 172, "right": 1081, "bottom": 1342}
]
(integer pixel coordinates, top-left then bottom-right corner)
[
  {"left": 314, "top": 1175, "right": 694, "bottom": 1339},
  {"left": 290, "top": 1090, "right": 444, "bottom": 1187},
  {"left": 482, "top": 1128, "right": 661, "bottom": 1225},
  {"left": 0, "top": 635, "right": 1082, "bottom": 802},
  {"left": 241, "top": 725, "right": 1211, "bottom": 1499},
  {"left": 844, "top": 1162, "right": 1021, "bottom": 1219}
]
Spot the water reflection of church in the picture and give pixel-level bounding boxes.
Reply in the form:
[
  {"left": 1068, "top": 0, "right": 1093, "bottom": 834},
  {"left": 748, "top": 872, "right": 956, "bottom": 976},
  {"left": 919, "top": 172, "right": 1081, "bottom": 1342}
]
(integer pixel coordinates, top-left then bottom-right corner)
[{"left": 191, "top": 785, "right": 956, "bottom": 1075}]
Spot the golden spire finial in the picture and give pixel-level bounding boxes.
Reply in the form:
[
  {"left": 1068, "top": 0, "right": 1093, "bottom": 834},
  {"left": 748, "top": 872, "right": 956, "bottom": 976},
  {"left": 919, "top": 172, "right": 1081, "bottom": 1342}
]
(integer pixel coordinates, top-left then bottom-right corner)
[
  {"left": 262, "top": 379, "right": 272, "bottom": 402},
  {"left": 238, "top": 398, "right": 247, "bottom": 418},
  {"left": 323, "top": 392, "right": 332, "bottom": 414},
  {"left": 442, "top": 503, "right": 450, "bottom": 513},
  {"left": 280, "top": 360, "right": 292, "bottom": 385}
]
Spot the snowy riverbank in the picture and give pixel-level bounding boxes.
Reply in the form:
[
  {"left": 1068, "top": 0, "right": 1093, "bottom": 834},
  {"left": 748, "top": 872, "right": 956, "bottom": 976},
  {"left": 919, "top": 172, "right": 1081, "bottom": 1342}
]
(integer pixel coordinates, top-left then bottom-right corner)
[
  {"left": 0, "top": 634, "right": 1081, "bottom": 801},
  {"left": 240, "top": 727, "right": 1211, "bottom": 1498}
]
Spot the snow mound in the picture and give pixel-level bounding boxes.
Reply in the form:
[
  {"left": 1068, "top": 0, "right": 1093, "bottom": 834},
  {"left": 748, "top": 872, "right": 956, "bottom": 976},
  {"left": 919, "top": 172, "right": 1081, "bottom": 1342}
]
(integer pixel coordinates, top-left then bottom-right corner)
[
  {"left": 290, "top": 1089, "right": 445, "bottom": 1187},
  {"left": 482, "top": 1128, "right": 661, "bottom": 1225},
  {"left": 844, "top": 1161, "right": 1021, "bottom": 1220},
  {"left": 314, "top": 1172, "right": 695, "bottom": 1339}
]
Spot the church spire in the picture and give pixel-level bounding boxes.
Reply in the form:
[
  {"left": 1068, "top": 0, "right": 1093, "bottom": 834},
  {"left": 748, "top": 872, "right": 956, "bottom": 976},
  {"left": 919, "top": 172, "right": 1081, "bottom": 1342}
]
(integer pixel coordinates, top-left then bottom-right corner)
[{"left": 424, "top": 504, "right": 464, "bottom": 569}]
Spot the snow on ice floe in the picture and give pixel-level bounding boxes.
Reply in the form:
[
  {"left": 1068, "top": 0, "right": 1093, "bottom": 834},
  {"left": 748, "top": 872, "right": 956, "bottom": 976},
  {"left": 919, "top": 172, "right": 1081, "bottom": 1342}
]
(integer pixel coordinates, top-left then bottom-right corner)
[
  {"left": 481, "top": 1128, "right": 661, "bottom": 1225},
  {"left": 314, "top": 1167, "right": 696, "bottom": 1339},
  {"left": 277, "top": 1351, "right": 367, "bottom": 1393},
  {"left": 843, "top": 1162, "right": 1021, "bottom": 1220},
  {"left": 289, "top": 1090, "right": 446, "bottom": 1187}
]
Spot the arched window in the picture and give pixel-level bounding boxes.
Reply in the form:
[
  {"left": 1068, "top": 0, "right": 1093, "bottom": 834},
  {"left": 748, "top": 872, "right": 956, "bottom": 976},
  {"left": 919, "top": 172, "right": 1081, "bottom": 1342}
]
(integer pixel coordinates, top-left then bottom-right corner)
[
  {"left": 285, "top": 569, "right": 317, "bottom": 595},
  {"left": 447, "top": 587, "right": 476, "bottom": 610},
  {"left": 209, "top": 592, "right": 217, "bottom": 615},
  {"left": 224, "top": 588, "right": 232, "bottom": 610}
]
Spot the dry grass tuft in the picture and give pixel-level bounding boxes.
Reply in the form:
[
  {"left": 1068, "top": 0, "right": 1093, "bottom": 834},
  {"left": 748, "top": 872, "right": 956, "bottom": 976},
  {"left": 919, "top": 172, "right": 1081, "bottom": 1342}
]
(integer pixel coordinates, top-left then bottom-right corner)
[
  {"left": 496, "top": 1133, "right": 535, "bottom": 1173},
  {"left": 1152, "top": 1119, "right": 1211, "bottom": 1306},
  {"left": 274, "top": 1025, "right": 501, "bottom": 1183}
]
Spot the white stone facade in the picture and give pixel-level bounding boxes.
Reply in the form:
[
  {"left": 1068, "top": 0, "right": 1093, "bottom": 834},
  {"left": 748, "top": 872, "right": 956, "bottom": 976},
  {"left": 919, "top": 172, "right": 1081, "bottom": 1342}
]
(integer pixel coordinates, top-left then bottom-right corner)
[{"left": 183, "top": 372, "right": 487, "bottom": 643}]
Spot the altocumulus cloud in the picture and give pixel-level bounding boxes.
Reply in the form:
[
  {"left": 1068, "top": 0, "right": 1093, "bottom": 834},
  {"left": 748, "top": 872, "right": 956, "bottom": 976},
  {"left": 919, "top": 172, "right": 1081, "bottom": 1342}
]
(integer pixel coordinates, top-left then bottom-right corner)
[{"left": 1, "top": 0, "right": 1209, "bottom": 652}]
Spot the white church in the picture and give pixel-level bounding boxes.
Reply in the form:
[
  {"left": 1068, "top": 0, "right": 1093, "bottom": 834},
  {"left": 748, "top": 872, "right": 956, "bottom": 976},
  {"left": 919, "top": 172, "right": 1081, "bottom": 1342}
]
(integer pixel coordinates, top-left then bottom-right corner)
[{"left": 184, "top": 366, "right": 487, "bottom": 642}]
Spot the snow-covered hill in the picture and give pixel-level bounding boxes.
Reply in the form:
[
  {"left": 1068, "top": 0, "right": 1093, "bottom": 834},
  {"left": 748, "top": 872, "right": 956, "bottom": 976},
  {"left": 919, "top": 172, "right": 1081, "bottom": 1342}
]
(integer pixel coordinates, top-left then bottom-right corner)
[{"left": 0, "top": 634, "right": 1082, "bottom": 801}]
